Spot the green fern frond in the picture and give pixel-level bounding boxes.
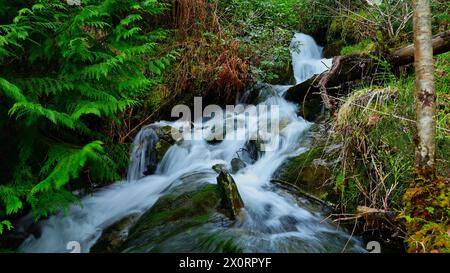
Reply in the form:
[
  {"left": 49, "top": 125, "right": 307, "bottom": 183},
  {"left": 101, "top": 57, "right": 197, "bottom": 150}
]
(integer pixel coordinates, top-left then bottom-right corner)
[
  {"left": 12, "top": 77, "right": 75, "bottom": 97},
  {"left": 27, "top": 189, "right": 79, "bottom": 221},
  {"left": 77, "top": 84, "right": 119, "bottom": 103},
  {"left": 118, "top": 77, "right": 152, "bottom": 93},
  {"left": 0, "top": 77, "right": 26, "bottom": 102},
  {"left": 70, "top": 99, "right": 137, "bottom": 120},
  {"left": 62, "top": 37, "right": 96, "bottom": 62},
  {"left": 0, "top": 186, "right": 24, "bottom": 215},
  {"left": 9, "top": 101, "right": 75, "bottom": 129},
  {"left": 0, "top": 0, "right": 169, "bottom": 229},
  {"left": 0, "top": 220, "right": 13, "bottom": 234},
  {"left": 31, "top": 141, "right": 105, "bottom": 194}
]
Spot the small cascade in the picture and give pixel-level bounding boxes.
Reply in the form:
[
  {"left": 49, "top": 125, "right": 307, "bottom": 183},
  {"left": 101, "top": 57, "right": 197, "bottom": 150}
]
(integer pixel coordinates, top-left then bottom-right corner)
[
  {"left": 291, "top": 33, "right": 332, "bottom": 84},
  {"left": 127, "top": 125, "right": 159, "bottom": 181}
]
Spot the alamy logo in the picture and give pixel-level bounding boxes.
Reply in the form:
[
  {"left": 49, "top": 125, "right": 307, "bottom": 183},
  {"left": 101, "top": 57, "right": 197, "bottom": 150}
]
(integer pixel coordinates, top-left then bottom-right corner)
[
  {"left": 366, "top": 241, "right": 381, "bottom": 253},
  {"left": 66, "top": 241, "right": 81, "bottom": 253},
  {"left": 171, "top": 97, "right": 281, "bottom": 152},
  {"left": 66, "top": 0, "right": 81, "bottom": 6}
]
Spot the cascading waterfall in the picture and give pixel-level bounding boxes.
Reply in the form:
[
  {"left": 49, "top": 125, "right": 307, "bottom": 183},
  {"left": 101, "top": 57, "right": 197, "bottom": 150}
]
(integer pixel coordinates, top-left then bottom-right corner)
[
  {"left": 18, "top": 33, "right": 364, "bottom": 253},
  {"left": 291, "top": 33, "right": 332, "bottom": 84}
]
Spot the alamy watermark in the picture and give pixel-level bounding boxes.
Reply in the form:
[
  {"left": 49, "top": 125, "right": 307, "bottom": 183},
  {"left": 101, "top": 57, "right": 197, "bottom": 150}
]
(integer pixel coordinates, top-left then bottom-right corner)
[
  {"left": 170, "top": 97, "right": 281, "bottom": 152},
  {"left": 66, "top": 0, "right": 81, "bottom": 6}
]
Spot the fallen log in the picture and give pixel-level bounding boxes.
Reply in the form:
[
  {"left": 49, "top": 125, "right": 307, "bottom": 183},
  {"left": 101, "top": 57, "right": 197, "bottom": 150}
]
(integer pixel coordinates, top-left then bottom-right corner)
[
  {"left": 284, "top": 30, "right": 450, "bottom": 109},
  {"left": 391, "top": 30, "right": 450, "bottom": 66}
]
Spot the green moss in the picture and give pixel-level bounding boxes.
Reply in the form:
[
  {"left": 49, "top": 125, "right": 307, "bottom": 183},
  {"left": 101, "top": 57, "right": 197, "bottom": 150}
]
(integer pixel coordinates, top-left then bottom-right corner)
[
  {"left": 274, "top": 146, "right": 332, "bottom": 198},
  {"left": 402, "top": 175, "right": 450, "bottom": 253},
  {"left": 90, "top": 214, "right": 139, "bottom": 253},
  {"left": 216, "top": 170, "right": 244, "bottom": 220},
  {"left": 121, "top": 183, "right": 223, "bottom": 252},
  {"left": 340, "top": 40, "right": 374, "bottom": 55}
]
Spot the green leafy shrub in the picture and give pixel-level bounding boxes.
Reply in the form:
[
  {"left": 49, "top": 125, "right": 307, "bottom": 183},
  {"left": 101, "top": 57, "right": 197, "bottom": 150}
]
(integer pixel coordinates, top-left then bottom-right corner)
[{"left": 0, "top": 0, "right": 173, "bottom": 229}]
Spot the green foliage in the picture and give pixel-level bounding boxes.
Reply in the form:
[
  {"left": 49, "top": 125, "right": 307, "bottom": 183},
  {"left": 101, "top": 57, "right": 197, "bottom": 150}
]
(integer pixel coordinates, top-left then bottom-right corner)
[
  {"left": 0, "top": 220, "right": 13, "bottom": 235},
  {"left": 327, "top": 52, "right": 449, "bottom": 252},
  {"left": 0, "top": 0, "right": 172, "bottom": 228},
  {"left": 434, "top": 53, "right": 450, "bottom": 176},
  {"left": 325, "top": 0, "right": 447, "bottom": 56},
  {"left": 340, "top": 39, "right": 374, "bottom": 55},
  {"left": 431, "top": 0, "right": 450, "bottom": 33},
  {"left": 297, "top": 0, "right": 341, "bottom": 36},
  {"left": 219, "top": 0, "right": 302, "bottom": 83}
]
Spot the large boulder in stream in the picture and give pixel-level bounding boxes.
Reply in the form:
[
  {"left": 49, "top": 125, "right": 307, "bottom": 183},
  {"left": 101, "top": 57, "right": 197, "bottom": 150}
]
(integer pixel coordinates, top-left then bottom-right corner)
[
  {"left": 282, "top": 79, "right": 328, "bottom": 122},
  {"left": 119, "top": 183, "right": 224, "bottom": 252},
  {"left": 109, "top": 169, "right": 245, "bottom": 253},
  {"left": 273, "top": 146, "right": 338, "bottom": 200},
  {"left": 90, "top": 214, "right": 140, "bottom": 253}
]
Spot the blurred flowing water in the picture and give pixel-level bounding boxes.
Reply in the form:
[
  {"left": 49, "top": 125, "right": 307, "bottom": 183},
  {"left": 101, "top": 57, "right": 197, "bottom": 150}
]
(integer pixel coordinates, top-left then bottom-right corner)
[{"left": 19, "top": 33, "right": 364, "bottom": 253}]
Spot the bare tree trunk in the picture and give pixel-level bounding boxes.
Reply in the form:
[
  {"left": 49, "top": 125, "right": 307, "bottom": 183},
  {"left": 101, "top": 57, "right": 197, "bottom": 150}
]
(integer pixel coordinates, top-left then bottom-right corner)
[{"left": 413, "top": 0, "right": 436, "bottom": 177}]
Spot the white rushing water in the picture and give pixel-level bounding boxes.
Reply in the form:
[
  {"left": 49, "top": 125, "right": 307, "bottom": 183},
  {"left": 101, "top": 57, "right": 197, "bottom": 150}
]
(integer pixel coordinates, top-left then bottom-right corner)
[
  {"left": 19, "top": 33, "right": 363, "bottom": 253},
  {"left": 291, "top": 33, "right": 333, "bottom": 84}
]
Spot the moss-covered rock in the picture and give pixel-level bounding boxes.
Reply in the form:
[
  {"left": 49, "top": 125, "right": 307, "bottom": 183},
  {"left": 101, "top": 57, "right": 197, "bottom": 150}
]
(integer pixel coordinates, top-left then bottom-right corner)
[
  {"left": 142, "top": 125, "right": 183, "bottom": 175},
  {"left": 212, "top": 164, "right": 227, "bottom": 174},
  {"left": 120, "top": 183, "right": 224, "bottom": 252},
  {"left": 216, "top": 170, "right": 244, "bottom": 220},
  {"left": 273, "top": 147, "right": 333, "bottom": 199},
  {"left": 155, "top": 139, "right": 172, "bottom": 162},
  {"left": 116, "top": 164, "right": 247, "bottom": 252},
  {"left": 90, "top": 214, "right": 140, "bottom": 253}
]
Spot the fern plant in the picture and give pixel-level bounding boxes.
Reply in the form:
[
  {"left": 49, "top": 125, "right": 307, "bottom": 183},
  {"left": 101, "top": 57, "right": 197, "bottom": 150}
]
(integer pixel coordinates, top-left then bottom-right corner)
[{"left": 0, "top": 0, "right": 174, "bottom": 233}]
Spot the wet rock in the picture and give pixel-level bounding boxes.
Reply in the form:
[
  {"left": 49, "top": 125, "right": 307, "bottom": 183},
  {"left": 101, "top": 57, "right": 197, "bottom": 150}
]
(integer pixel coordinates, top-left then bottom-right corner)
[
  {"left": 205, "top": 116, "right": 247, "bottom": 145},
  {"left": 120, "top": 183, "right": 232, "bottom": 253},
  {"left": 273, "top": 147, "right": 332, "bottom": 198},
  {"left": 142, "top": 125, "right": 183, "bottom": 176},
  {"left": 155, "top": 139, "right": 172, "bottom": 162},
  {"left": 154, "top": 125, "right": 183, "bottom": 161},
  {"left": 230, "top": 158, "right": 246, "bottom": 173},
  {"left": 155, "top": 125, "right": 183, "bottom": 144},
  {"left": 240, "top": 83, "right": 278, "bottom": 105},
  {"left": 116, "top": 170, "right": 245, "bottom": 252},
  {"left": 212, "top": 164, "right": 227, "bottom": 174},
  {"left": 90, "top": 214, "right": 140, "bottom": 253},
  {"left": 216, "top": 170, "right": 245, "bottom": 220},
  {"left": 239, "top": 139, "right": 263, "bottom": 163},
  {"left": 205, "top": 124, "right": 225, "bottom": 145}
]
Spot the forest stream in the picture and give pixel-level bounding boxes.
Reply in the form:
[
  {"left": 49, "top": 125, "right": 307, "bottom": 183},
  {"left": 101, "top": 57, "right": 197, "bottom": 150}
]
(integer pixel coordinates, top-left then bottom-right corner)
[{"left": 17, "top": 33, "right": 365, "bottom": 253}]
